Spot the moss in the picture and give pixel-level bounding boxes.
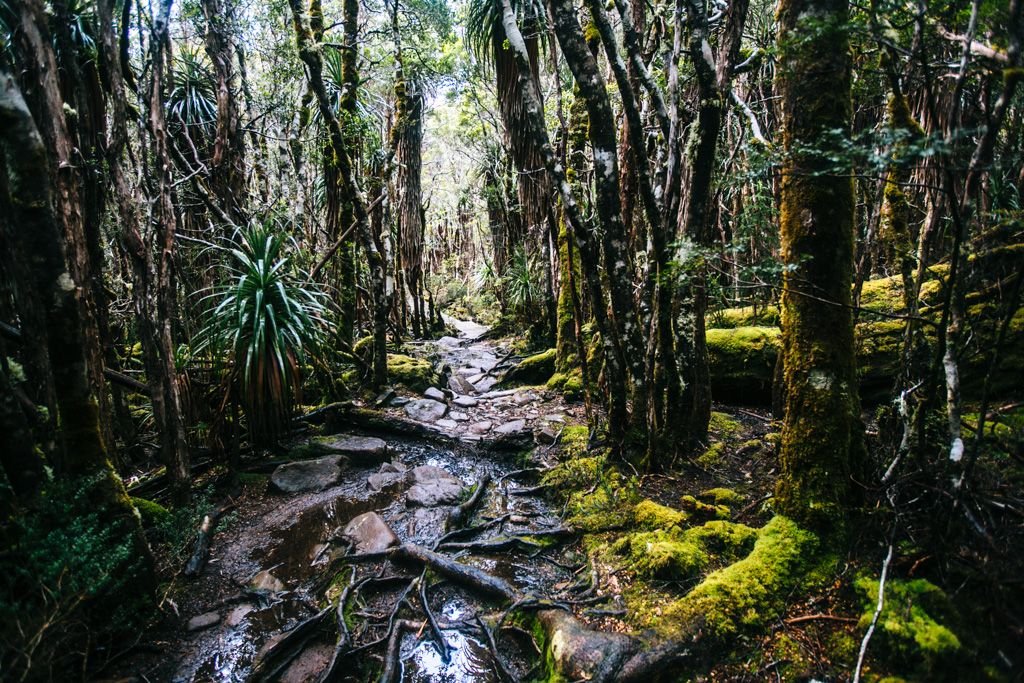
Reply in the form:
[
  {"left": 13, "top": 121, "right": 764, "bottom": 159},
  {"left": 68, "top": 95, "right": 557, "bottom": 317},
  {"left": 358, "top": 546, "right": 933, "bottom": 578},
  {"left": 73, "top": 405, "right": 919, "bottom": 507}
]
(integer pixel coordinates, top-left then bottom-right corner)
[
  {"left": 386, "top": 353, "right": 437, "bottom": 392},
  {"left": 563, "top": 472, "right": 639, "bottom": 533},
  {"left": 237, "top": 472, "right": 269, "bottom": 486},
  {"left": 352, "top": 334, "right": 373, "bottom": 359},
  {"left": 709, "top": 411, "right": 742, "bottom": 439},
  {"left": 503, "top": 348, "right": 557, "bottom": 386},
  {"left": 633, "top": 499, "right": 688, "bottom": 529},
  {"left": 706, "top": 327, "right": 781, "bottom": 403},
  {"left": 131, "top": 497, "right": 170, "bottom": 527},
  {"left": 542, "top": 455, "right": 604, "bottom": 491},
  {"left": 696, "top": 442, "right": 727, "bottom": 467},
  {"left": 680, "top": 494, "right": 731, "bottom": 520},
  {"left": 611, "top": 520, "right": 758, "bottom": 581},
  {"left": 547, "top": 369, "right": 584, "bottom": 401},
  {"left": 700, "top": 488, "right": 745, "bottom": 506},
  {"left": 854, "top": 576, "right": 961, "bottom": 678},
  {"left": 709, "top": 305, "right": 781, "bottom": 329},
  {"left": 557, "top": 425, "right": 590, "bottom": 459},
  {"left": 654, "top": 516, "right": 818, "bottom": 641}
]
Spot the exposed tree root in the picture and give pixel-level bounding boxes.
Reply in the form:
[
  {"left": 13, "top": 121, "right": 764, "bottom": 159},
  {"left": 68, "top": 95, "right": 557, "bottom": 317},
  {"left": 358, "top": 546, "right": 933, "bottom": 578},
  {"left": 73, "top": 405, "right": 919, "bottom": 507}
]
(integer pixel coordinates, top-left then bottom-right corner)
[{"left": 445, "top": 472, "right": 491, "bottom": 530}]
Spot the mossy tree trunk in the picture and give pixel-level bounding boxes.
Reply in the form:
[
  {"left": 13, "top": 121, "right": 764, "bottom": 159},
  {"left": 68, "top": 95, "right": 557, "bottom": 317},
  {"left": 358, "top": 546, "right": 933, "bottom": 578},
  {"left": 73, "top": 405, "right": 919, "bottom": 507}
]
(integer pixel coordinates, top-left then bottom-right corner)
[{"left": 774, "top": 0, "right": 863, "bottom": 531}]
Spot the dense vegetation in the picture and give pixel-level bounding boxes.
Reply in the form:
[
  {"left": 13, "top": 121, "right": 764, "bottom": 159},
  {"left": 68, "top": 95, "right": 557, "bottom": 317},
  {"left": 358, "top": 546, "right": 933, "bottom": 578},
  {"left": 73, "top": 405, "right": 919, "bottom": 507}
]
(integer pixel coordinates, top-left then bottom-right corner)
[{"left": 1, "top": 0, "right": 1022, "bottom": 679}]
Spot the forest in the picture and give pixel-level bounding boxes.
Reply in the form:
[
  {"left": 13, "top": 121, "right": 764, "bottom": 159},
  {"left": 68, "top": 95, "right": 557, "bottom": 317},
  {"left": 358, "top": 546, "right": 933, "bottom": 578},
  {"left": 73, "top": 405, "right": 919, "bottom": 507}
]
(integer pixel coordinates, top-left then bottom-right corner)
[{"left": 0, "top": 0, "right": 1022, "bottom": 679}]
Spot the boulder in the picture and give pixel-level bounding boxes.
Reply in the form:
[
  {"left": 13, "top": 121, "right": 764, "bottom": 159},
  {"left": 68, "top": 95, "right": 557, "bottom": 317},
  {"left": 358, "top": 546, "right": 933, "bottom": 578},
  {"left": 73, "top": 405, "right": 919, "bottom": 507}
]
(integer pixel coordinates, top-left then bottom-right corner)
[
  {"left": 453, "top": 395, "right": 479, "bottom": 408},
  {"left": 449, "top": 411, "right": 469, "bottom": 422},
  {"left": 424, "top": 387, "right": 447, "bottom": 402},
  {"left": 502, "top": 348, "right": 556, "bottom": 386},
  {"left": 406, "top": 465, "right": 465, "bottom": 507},
  {"left": 187, "top": 611, "right": 221, "bottom": 632},
  {"left": 367, "top": 462, "right": 410, "bottom": 492},
  {"left": 311, "top": 435, "right": 388, "bottom": 464},
  {"left": 404, "top": 398, "right": 448, "bottom": 422},
  {"left": 474, "top": 377, "right": 499, "bottom": 392},
  {"left": 448, "top": 374, "right": 476, "bottom": 395},
  {"left": 494, "top": 419, "right": 527, "bottom": 434},
  {"left": 435, "top": 419, "right": 458, "bottom": 430},
  {"left": 271, "top": 455, "right": 346, "bottom": 493},
  {"left": 341, "top": 512, "right": 400, "bottom": 553},
  {"left": 468, "top": 421, "right": 493, "bottom": 434},
  {"left": 249, "top": 569, "right": 286, "bottom": 593}
]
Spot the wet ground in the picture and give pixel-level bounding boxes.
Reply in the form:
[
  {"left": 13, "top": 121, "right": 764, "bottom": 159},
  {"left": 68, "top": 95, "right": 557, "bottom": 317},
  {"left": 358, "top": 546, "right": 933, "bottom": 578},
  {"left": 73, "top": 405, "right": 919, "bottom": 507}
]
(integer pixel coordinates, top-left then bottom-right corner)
[{"left": 108, "top": 321, "right": 591, "bottom": 682}]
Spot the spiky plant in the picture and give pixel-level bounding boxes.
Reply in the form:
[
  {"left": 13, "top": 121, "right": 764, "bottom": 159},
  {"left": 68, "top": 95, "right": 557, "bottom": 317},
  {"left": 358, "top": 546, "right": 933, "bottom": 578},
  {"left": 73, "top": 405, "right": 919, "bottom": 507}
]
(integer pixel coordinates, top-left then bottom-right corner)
[
  {"left": 197, "top": 223, "right": 332, "bottom": 446},
  {"left": 168, "top": 45, "right": 217, "bottom": 140}
]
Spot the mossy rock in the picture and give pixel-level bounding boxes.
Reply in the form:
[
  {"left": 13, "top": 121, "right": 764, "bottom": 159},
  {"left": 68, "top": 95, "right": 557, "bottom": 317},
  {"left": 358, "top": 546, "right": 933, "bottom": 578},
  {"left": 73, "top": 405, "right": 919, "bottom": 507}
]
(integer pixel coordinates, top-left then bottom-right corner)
[
  {"left": 706, "top": 327, "right": 780, "bottom": 404},
  {"left": 557, "top": 424, "right": 590, "bottom": 459},
  {"left": 612, "top": 520, "right": 758, "bottom": 581},
  {"left": 503, "top": 348, "right": 557, "bottom": 386},
  {"left": 387, "top": 354, "right": 437, "bottom": 392},
  {"left": 656, "top": 516, "right": 819, "bottom": 641},
  {"left": 709, "top": 411, "right": 742, "bottom": 439},
  {"left": 131, "top": 497, "right": 171, "bottom": 528},
  {"left": 700, "top": 488, "right": 745, "bottom": 506},
  {"left": 547, "top": 369, "right": 584, "bottom": 401},
  {"left": 680, "top": 494, "right": 731, "bottom": 520},
  {"left": 697, "top": 442, "right": 727, "bottom": 468},
  {"left": 633, "top": 499, "right": 688, "bottom": 530},
  {"left": 855, "top": 576, "right": 962, "bottom": 679},
  {"left": 542, "top": 455, "right": 604, "bottom": 491}
]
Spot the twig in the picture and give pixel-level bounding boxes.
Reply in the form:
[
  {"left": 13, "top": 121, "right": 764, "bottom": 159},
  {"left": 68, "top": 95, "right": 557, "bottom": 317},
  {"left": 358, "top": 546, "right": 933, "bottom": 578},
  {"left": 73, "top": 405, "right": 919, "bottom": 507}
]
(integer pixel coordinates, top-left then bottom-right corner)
[
  {"left": 784, "top": 613, "right": 858, "bottom": 625},
  {"left": 853, "top": 542, "right": 894, "bottom": 683}
]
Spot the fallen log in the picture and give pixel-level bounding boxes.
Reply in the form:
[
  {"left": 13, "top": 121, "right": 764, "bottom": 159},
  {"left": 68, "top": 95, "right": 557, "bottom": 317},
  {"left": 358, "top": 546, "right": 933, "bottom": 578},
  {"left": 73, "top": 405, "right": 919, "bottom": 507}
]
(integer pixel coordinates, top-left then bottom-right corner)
[{"left": 183, "top": 502, "right": 235, "bottom": 578}]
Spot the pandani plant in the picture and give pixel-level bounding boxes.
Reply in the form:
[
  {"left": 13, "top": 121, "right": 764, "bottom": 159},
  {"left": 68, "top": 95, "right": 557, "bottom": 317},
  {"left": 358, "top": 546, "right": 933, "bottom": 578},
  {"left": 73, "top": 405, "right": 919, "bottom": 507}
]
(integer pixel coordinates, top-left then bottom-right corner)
[{"left": 196, "top": 223, "right": 332, "bottom": 447}]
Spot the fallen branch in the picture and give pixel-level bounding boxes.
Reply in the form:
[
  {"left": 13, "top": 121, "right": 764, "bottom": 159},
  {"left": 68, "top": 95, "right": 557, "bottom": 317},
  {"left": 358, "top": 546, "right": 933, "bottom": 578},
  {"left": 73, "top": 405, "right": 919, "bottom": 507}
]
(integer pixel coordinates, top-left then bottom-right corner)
[
  {"left": 784, "top": 613, "right": 858, "bottom": 626},
  {"left": 390, "top": 544, "right": 516, "bottom": 601},
  {"left": 183, "top": 502, "right": 236, "bottom": 578},
  {"left": 853, "top": 542, "right": 894, "bottom": 683}
]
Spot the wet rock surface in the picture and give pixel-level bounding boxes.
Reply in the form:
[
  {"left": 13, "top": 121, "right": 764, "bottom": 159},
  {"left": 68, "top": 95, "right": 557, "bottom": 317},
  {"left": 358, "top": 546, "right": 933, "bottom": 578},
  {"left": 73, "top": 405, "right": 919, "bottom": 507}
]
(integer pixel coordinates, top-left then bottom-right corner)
[
  {"left": 404, "top": 398, "right": 448, "bottom": 422},
  {"left": 341, "top": 511, "right": 400, "bottom": 552},
  {"left": 270, "top": 455, "right": 347, "bottom": 493}
]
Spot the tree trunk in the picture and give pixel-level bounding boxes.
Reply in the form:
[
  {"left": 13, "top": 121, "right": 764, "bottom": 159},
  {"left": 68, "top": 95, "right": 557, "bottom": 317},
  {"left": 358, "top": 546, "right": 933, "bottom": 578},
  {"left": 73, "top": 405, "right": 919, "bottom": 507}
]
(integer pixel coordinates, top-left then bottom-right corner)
[{"left": 774, "top": 0, "right": 862, "bottom": 531}]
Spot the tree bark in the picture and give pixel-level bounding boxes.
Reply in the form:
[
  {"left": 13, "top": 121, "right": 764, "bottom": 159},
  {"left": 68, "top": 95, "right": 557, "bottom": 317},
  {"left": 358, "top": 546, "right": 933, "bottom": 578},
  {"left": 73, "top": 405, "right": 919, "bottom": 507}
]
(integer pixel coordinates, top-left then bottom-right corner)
[{"left": 774, "top": 0, "right": 863, "bottom": 531}]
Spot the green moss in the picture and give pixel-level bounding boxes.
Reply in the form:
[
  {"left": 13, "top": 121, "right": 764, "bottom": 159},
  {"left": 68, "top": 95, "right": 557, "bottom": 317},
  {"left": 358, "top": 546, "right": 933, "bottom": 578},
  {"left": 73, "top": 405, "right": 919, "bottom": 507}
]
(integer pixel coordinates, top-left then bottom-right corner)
[
  {"left": 709, "top": 411, "right": 742, "bottom": 439},
  {"left": 352, "top": 335, "right": 373, "bottom": 359},
  {"left": 697, "top": 442, "right": 727, "bottom": 467},
  {"left": 547, "top": 369, "right": 584, "bottom": 401},
  {"left": 700, "top": 488, "right": 745, "bottom": 506},
  {"left": 656, "top": 516, "right": 818, "bottom": 641},
  {"left": 706, "top": 327, "right": 781, "bottom": 403},
  {"left": 633, "top": 499, "right": 688, "bottom": 529},
  {"left": 855, "top": 576, "right": 961, "bottom": 678},
  {"left": 504, "top": 348, "right": 557, "bottom": 386},
  {"left": 563, "top": 472, "right": 639, "bottom": 533},
  {"left": 386, "top": 353, "right": 437, "bottom": 392},
  {"left": 710, "top": 305, "right": 781, "bottom": 328},
  {"left": 611, "top": 520, "right": 758, "bottom": 581},
  {"left": 131, "top": 497, "right": 170, "bottom": 527},
  {"left": 680, "top": 494, "right": 731, "bottom": 520},
  {"left": 557, "top": 425, "right": 590, "bottom": 459},
  {"left": 542, "top": 455, "right": 604, "bottom": 491}
]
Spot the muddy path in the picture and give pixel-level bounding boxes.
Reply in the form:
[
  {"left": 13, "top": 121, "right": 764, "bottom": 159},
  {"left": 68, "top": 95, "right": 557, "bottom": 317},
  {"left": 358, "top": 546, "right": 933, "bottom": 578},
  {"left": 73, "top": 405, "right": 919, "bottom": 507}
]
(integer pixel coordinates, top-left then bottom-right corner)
[{"left": 113, "top": 322, "right": 599, "bottom": 682}]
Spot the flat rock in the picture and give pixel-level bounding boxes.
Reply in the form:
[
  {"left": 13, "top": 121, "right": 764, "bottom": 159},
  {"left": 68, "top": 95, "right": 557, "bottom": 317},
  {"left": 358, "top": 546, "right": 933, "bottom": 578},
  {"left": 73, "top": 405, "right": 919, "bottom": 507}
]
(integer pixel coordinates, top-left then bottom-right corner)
[
  {"left": 514, "top": 390, "right": 539, "bottom": 405},
  {"left": 467, "top": 373, "right": 486, "bottom": 384},
  {"left": 341, "top": 511, "right": 399, "bottom": 553},
  {"left": 449, "top": 411, "right": 469, "bottom": 422},
  {"left": 404, "top": 398, "right": 447, "bottom": 422},
  {"left": 456, "top": 367, "right": 478, "bottom": 377},
  {"left": 474, "top": 377, "right": 499, "bottom": 392},
  {"left": 453, "top": 395, "right": 478, "bottom": 408},
  {"left": 437, "top": 336, "right": 463, "bottom": 347},
  {"left": 271, "top": 455, "right": 346, "bottom": 493},
  {"left": 373, "top": 388, "right": 397, "bottom": 407},
  {"left": 406, "top": 465, "right": 465, "bottom": 507},
  {"left": 187, "top": 611, "right": 221, "bottom": 632},
  {"left": 435, "top": 418, "right": 458, "bottom": 430},
  {"left": 249, "top": 569, "right": 285, "bottom": 593},
  {"left": 279, "top": 642, "right": 335, "bottom": 683},
  {"left": 314, "top": 435, "right": 387, "bottom": 464},
  {"left": 494, "top": 419, "right": 527, "bottom": 434},
  {"left": 535, "top": 426, "right": 561, "bottom": 444},
  {"left": 367, "top": 461, "right": 409, "bottom": 491},
  {"left": 448, "top": 374, "right": 476, "bottom": 395},
  {"left": 390, "top": 396, "right": 411, "bottom": 407},
  {"left": 468, "top": 421, "right": 493, "bottom": 434},
  {"left": 543, "top": 414, "right": 566, "bottom": 422},
  {"left": 423, "top": 386, "right": 447, "bottom": 401},
  {"left": 225, "top": 604, "right": 254, "bottom": 627}
]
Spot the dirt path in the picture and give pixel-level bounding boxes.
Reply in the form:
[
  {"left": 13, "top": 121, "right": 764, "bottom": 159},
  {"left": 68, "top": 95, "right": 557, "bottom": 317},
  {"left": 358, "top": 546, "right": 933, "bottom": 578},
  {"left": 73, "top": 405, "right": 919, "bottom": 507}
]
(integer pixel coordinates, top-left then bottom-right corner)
[{"left": 106, "top": 323, "right": 589, "bottom": 682}]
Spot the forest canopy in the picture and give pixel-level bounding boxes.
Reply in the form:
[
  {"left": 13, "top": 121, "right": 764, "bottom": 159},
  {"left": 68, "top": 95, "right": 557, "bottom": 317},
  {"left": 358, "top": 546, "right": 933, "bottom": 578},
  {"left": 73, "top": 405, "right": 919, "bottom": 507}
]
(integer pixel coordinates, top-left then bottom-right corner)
[{"left": 1, "top": 0, "right": 1022, "bottom": 679}]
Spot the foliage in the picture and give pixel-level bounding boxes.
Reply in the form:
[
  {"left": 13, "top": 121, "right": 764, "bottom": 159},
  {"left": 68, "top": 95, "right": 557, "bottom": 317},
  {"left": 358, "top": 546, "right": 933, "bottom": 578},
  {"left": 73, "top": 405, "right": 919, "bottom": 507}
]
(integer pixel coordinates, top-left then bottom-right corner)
[
  {"left": 196, "top": 222, "right": 332, "bottom": 445},
  {"left": 168, "top": 45, "right": 217, "bottom": 138}
]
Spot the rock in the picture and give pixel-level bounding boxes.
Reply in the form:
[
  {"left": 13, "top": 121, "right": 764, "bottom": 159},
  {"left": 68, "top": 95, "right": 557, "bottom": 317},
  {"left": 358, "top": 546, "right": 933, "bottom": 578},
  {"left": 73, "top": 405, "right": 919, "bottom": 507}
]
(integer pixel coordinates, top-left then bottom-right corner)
[
  {"left": 312, "top": 435, "right": 387, "bottom": 464},
  {"left": 448, "top": 374, "right": 476, "bottom": 395},
  {"left": 453, "top": 395, "right": 479, "bottom": 408},
  {"left": 373, "top": 388, "right": 397, "bottom": 407},
  {"left": 502, "top": 348, "right": 556, "bottom": 386},
  {"left": 437, "top": 335, "right": 462, "bottom": 347},
  {"left": 270, "top": 455, "right": 346, "bottom": 493},
  {"left": 467, "top": 373, "right": 485, "bottom": 384},
  {"left": 404, "top": 398, "right": 448, "bottom": 422},
  {"left": 406, "top": 465, "right": 465, "bottom": 507},
  {"left": 514, "top": 390, "right": 539, "bottom": 405},
  {"left": 456, "top": 367, "right": 477, "bottom": 376},
  {"left": 341, "top": 511, "right": 399, "bottom": 553},
  {"left": 424, "top": 387, "right": 447, "bottom": 401},
  {"left": 187, "top": 611, "right": 221, "bottom": 632},
  {"left": 367, "top": 461, "right": 409, "bottom": 491},
  {"left": 468, "top": 421, "right": 493, "bottom": 434},
  {"left": 225, "top": 604, "right": 254, "bottom": 627},
  {"left": 279, "top": 643, "right": 335, "bottom": 683},
  {"left": 435, "top": 419, "right": 458, "bottom": 430},
  {"left": 535, "top": 426, "right": 561, "bottom": 444},
  {"left": 474, "top": 377, "right": 499, "bottom": 392},
  {"left": 249, "top": 569, "right": 285, "bottom": 593},
  {"left": 543, "top": 413, "right": 566, "bottom": 422},
  {"left": 390, "top": 396, "right": 411, "bottom": 407},
  {"left": 494, "top": 419, "right": 527, "bottom": 434},
  {"left": 449, "top": 411, "right": 469, "bottom": 422}
]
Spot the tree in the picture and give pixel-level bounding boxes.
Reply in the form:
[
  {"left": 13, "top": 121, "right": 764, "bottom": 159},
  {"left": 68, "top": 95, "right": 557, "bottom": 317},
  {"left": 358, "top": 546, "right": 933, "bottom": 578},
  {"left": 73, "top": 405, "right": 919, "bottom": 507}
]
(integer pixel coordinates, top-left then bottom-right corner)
[{"left": 774, "top": 0, "right": 863, "bottom": 530}]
